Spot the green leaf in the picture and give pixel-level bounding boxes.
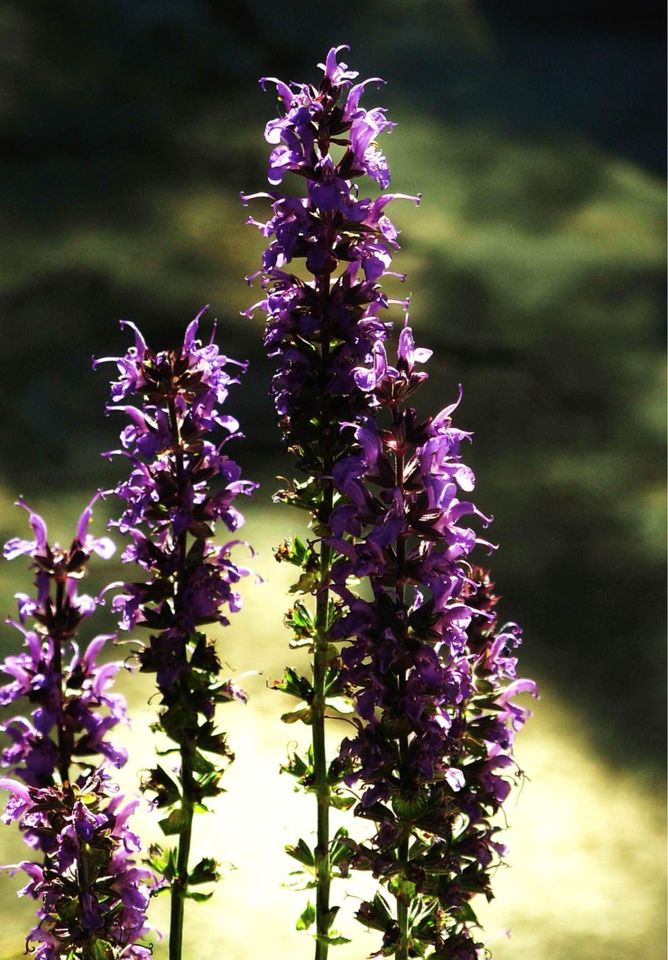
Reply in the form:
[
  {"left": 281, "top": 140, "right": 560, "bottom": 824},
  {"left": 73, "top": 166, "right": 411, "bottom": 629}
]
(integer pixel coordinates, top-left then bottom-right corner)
[
  {"left": 296, "top": 901, "right": 316, "bottom": 931},
  {"left": 269, "top": 666, "right": 314, "bottom": 701},
  {"left": 281, "top": 749, "right": 311, "bottom": 780},
  {"left": 285, "top": 838, "right": 315, "bottom": 868},
  {"left": 159, "top": 806, "right": 190, "bottom": 836},
  {"left": 289, "top": 571, "right": 320, "bottom": 595},
  {"left": 186, "top": 889, "right": 215, "bottom": 902},
  {"left": 196, "top": 729, "right": 233, "bottom": 758},
  {"left": 161, "top": 702, "right": 198, "bottom": 740},
  {"left": 329, "top": 792, "right": 355, "bottom": 811},
  {"left": 145, "top": 843, "right": 177, "bottom": 881},
  {"left": 189, "top": 857, "right": 220, "bottom": 886},
  {"left": 290, "top": 599, "right": 314, "bottom": 630},
  {"left": 89, "top": 940, "right": 114, "bottom": 960},
  {"left": 281, "top": 702, "right": 313, "bottom": 724},
  {"left": 356, "top": 893, "right": 393, "bottom": 932},
  {"left": 329, "top": 827, "right": 352, "bottom": 866},
  {"left": 388, "top": 875, "right": 417, "bottom": 902},
  {"left": 144, "top": 766, "right": 181, "bottom": 808},
  {"left": 275, "top": 536, "right": 314, "bottom": 568},
  {"left": 316, "top": 933, "right": 352, "bottom": 946},
  {"left": 191, "top": 749, "right": 218, "bottom": 776},
  {"left": 456, "top": 901, "right": 479, "bottom": 926}
]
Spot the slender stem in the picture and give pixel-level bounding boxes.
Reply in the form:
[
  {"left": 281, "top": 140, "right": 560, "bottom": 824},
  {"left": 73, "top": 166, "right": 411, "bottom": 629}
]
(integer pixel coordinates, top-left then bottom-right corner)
[
  {"left": 169, "top": 737, "right": 194, "bottom": 960},
  {"left": 167, "top": 392, "right": 195, "bottom": 960},
  {"left": 394, "top": 421, "right": 410, "bottom": 960},
  {"left": 313, "top": 537, "right": 332, "bottom": 960},
  {"left": 313, "top": 264, "right": 334, "bottom": 960},
  {"left": 53, "top": 578, "right": 71, "bottom": 786}
]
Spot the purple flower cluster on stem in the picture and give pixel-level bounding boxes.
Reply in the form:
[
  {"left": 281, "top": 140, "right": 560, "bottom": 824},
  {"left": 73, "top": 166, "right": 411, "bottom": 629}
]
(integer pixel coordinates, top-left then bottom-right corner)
[
  {"left": 244, "top": 44, "right": 420, "bottom": 957},
  {"left": 1, "top": 772, "right": 153, "bottom": 959},
  {"left": 96, "top": 310, "right": 256, "bottom": 960},
  {"left": 328, "top": 331, "right": 537, "bottom": 958},
  {"left": 243, "top": 44, "right": 419, "bottom": 470},
  {"left": 1, "top": 498, "right": 124, "bottom": 789},
  {"left": 246, "top": 45, "right": 535, "bottom": 959},
  {"left": 0, "top": 501, "right": 152, "bottom": 958}
]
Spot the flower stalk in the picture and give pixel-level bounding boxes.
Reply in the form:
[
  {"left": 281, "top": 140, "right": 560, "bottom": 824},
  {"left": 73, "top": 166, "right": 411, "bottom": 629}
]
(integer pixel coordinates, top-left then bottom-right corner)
[
  {"left": 246, "top": 43, "right": 535, "bottom": 959},
  {"left": 97, "top": 311, "right": 257, "bottom": 960},
  {"left": 245, "top": 44, "right": 422, "bottom": 954},
  {"left": 329, "top": 329, "right": 538, "bottom": 957},
  {"left": 0, "top": 500, "right": 152, "bottom": 958}
]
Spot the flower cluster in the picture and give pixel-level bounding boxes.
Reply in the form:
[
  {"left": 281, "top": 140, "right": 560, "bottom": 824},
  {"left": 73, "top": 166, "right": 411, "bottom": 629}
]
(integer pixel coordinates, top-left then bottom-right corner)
[
  {"left": 243, "top": 45, "right": 423, "bottom": 953},
  {"left": 328, "top": 330, "right": 537, "bottom": 957},
  {"left": 0, "top": 500, "right": 152, "bottom": 957},
  {"left": 1, "top": 772, "right": 153, "bottom": 959},
  {"left": 245, "top": 46, "right": 534, "bottom": 959},
  {"left": 243, "top": 43, "right": 420, "bottom": 475},
  {"left": 97, "top": 309, "right": 256, "bottom": 700},
  {"left": 1, "top": 498, "right": 125, "bottom": 795},
  {"left": 96, "top": 310, "right": 256, "bottom": 920}
]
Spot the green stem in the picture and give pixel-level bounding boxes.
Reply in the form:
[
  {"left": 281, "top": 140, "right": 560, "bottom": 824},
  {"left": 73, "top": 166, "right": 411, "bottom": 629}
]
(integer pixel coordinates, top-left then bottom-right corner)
[
  {"left": 313, "top": 262, "right": 334, "bottom": 960},
  {"left": 396, "top": 707, "right": 410, "bottom": 960},
  {"left": 394, "top": 430, "right": 410, "bottom": 960},
  {"left": 313, "top": 538, "right": 332, "bottom": 960},
  {"left": 167, "top": 392, "right": 195, "bottom": 960},
  {"left": 169, "top": 737, "right": 195, "bottom": 960},
  {"left": 53, "top": 578, "right": 71, "bottom": 786}
]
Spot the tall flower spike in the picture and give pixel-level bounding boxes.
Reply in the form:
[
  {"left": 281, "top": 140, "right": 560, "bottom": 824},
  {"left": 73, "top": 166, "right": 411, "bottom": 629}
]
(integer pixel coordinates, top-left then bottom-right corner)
[
  {"left": 246, "top": 46, "right": 535, "bottom": 959},
  {"left": 330, "top": 332, "right": 537, "bottom": 959},
  {"left": 97, "top": 311, "right": 257, "bottom": 960},
  {"left": 0, "top": 500, "right": 152, "bottom": 957},
  {"left": 245, "top": 45, "right": 419, "bottom": 958}
]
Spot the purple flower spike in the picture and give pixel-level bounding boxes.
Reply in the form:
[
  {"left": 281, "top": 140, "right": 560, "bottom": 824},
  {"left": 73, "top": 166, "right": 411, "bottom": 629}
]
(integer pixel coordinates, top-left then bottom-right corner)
[
  {"left": 100, "top": 311, "right": 257, "bottom": 937},
  {"left": 1, "top": 771, "right": 154, "bottom": 958},
  {"left": 0, "top": 499, "right": 151, "bottom": 955},
  {"left": 244, "top": 44, "right": 417, "bottom": 462},
  {"left": 333, "top": 356, "right": 538, "bottom": 951},
  {"left": 1, "top": 499, "right": 126, "bottom": 793},
  {"left": 101, "top": 312, "right": 257, "bottom": 696},
  {"left": 247, "top": 47, "right": 534, "bottom": 959}
]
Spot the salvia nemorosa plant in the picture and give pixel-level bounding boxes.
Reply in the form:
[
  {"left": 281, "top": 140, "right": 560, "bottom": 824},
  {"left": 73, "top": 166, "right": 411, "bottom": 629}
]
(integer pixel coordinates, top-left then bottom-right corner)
[
  {"left": 0, "top": 499, "right": 153, "bottom": 958},
  {"left": 244, "top": 45, "right": 536, "bottom": 960},
  {"left": 0, "top": 44, "right": 536, "bottom": 960},
  {"left": 95, "top": 311, "right": 257, "bottom": 960},
  {"left": 329, "top": 334, "right": 538, "bottom": 958}
]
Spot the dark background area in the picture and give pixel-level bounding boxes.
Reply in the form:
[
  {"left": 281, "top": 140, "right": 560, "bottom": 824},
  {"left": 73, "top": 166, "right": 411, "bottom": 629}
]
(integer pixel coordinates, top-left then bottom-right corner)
[{"left": 0, "top": 0, "right": 664, "bottom": 778}]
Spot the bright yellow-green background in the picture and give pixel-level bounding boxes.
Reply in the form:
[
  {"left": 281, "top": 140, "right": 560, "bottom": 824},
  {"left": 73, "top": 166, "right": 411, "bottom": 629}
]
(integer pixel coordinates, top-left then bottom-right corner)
[{"left": 0, "top": 3, "right": 665, "bottom": 958}]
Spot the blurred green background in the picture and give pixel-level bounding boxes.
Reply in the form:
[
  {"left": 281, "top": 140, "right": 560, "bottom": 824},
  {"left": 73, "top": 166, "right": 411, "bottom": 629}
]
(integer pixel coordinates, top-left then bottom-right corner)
[{"left": 0, "top": 2, "right": 665, "bottom": 958}]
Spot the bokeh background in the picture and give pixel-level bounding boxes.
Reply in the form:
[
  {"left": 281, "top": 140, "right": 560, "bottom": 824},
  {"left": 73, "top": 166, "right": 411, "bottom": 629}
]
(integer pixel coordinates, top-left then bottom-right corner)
[{"left": 0, "top": 2, "right": 665, "bottom": 958}]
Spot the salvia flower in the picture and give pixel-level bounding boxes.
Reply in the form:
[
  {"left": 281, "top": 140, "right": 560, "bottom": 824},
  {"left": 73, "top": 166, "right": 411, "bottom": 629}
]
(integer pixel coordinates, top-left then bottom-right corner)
[
  {"left": 1, "top": 498, "right": 126, "bottom": 793},
  {"left": 1, "top": 771, "right": 153, "bottom": 959},
  {"left": 244, "top": 45, "right": 421, "bottom": 955},
  {"left": 0, "top": 499, "right": 152, "bottom": 957},
  {"left": 96, "top": 310, "right": 257, "bottom": 954},
  {"left": 246, "top": 44, "right": 535, "bottom": 959},
  {"left": 243, "top": 44, "right": 420, "bottom": 475},
  {"left": 97, "top": 310, "right": 256, "bottom": 704},
  {"left": 329, "top": 330, "right": 537, "bottom": 957}
]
